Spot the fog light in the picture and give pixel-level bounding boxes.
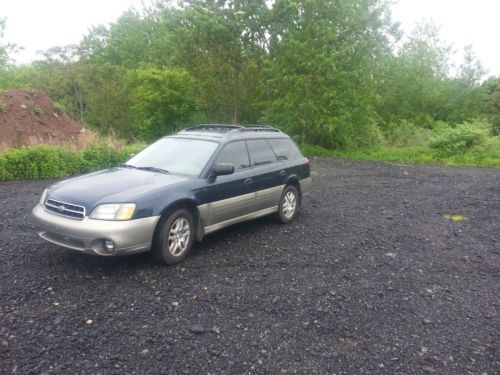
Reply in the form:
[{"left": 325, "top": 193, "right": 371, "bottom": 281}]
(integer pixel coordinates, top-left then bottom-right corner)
[{"left": 104, "top": 240, "right": 115, "bottom": 253}]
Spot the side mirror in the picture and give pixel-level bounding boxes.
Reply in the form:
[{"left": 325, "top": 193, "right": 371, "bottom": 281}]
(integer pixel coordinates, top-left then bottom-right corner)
[{"left": 212, "top": 163, "right": 234, "bottom": 176}]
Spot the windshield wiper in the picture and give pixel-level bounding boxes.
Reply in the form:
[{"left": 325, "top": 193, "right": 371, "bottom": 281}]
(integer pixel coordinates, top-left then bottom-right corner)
[
  {"left": 122, "top": 164, "right": 138, "bottom": 169},
  {"left": 122, "top": 164, "right": 170, "bottom": 174},
  {"left": 136, "top": 166, "right": 170, "bottom": 174}
]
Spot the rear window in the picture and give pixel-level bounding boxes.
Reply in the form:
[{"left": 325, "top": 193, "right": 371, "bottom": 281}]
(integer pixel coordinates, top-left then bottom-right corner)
[
  {"left": 246, "top": 139, "right": 277, "bottom": 166},
  {"left": 267, "top": 138, "right": 302, "bottom": 161}
]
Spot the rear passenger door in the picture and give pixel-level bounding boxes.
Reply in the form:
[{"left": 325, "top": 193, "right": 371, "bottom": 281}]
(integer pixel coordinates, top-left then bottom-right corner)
[
  {"left": 202, "top": 141, "right": 255, "bottom": 227},
  {"left": 246, "top": 139, "right": 285, "bottom": 212}
]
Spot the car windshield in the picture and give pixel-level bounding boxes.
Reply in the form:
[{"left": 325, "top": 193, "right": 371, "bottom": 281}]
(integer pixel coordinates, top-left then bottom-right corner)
[{"left": 126, "top": 137, "right": 219, "bottom": 176}]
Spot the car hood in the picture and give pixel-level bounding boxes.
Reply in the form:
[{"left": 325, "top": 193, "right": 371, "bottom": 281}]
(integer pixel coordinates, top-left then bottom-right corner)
[{"left": 47, "top": 167, "right": 189, "bottom": 212}]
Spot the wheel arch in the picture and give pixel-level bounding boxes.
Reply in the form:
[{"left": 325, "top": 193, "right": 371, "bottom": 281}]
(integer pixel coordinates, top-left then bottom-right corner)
[
  {"left": 284, "top": 177, "right": 302, "bottom": 205},
  {"left": 152, "top": 199, "right": 203, "bottom": 249}
]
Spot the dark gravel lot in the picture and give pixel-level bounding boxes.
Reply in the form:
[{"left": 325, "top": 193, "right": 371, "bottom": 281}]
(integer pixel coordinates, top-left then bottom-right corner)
[{"left": 1, "top": 158, "right": 499, "bottom": 374}]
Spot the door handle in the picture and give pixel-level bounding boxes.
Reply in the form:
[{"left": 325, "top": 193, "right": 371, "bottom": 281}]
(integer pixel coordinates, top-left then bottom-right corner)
[
  {"left": 244, "top": 178, "right": 252, "bottom": 184},
  {"left": 279, "top": 170, "right": 286, "bottom": 176}
]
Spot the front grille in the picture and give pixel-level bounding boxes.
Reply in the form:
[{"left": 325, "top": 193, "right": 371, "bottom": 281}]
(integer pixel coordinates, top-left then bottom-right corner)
[{"left": 45, "top": 199, "right": 85, "bottom": 220}]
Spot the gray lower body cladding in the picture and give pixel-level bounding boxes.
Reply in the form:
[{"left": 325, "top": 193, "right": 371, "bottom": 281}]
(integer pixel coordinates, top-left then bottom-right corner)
[{"left": 198, "top": 176, "right": 312, "bottom": 236}]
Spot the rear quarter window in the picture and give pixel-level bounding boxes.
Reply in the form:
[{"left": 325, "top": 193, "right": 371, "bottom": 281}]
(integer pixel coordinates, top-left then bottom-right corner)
[{"left": 267, "top": 138, "right": 302, "bottom": 161}]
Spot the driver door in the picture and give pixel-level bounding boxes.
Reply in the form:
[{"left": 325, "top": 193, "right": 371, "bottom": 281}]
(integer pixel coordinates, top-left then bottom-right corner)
[{"left": 201, "top": 141, "right": 256, "bottom": 228}]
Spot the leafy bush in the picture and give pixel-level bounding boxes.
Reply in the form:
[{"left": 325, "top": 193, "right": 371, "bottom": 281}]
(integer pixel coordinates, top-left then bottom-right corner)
[
  {"left": 80, "top": 143, "right": 146, "bottom": 172},
  {"left": 53, "top": 102, "right": 66, "bottom": 114},
  {"left": 0, "top": 143, "right": 146, "bottom": 180},
  {"left": 0, "top": 146, "right": 82, "bottom": 179},
  {"left": 428, "top": 120, "right": 487, "bottom": 153},
  {"left": 34, "top": 105, "right": 44, "bottom": 116},
  {"left": 0, "top": 101, "right": 5, "bottom": 112},
  {"left": 80, "top": 144, "right": 125, "bottom": 172},
  {"left": 490, "top": 116, "right": 500, "bottom": 136},
  {"left": 382, "top": 120, "right": 431, "bottom": 147}
]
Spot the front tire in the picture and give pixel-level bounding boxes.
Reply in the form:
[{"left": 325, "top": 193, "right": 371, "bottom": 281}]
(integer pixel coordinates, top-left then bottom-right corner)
[
  {"left": 277, "top": 185, "right": 299, "bottom": 223},
  {"left": 153, "top": 209, "right": 194, "bottom": 265}
]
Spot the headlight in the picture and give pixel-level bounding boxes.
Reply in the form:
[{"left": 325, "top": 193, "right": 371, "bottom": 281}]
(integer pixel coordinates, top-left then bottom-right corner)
[
  {"left": 90, "top": 203, "right": 136, "bottom": 221},
  {"left": 39, "top": 189, "right": 49, "bottom": 206}
]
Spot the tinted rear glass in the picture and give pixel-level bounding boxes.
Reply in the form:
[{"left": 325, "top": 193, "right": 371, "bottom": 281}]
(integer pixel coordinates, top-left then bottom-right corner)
[
  {"left": 247, "top": 139, "right": 277, "bottom": 166},
  {"left": 216, "top": 141, "right": 250, "bottom": 170},
  {"left": 267, "top": 138, "right": 302, "bottom": 161}
]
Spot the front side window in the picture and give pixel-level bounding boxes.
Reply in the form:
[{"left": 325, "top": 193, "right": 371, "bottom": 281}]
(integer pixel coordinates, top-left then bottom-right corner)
[
  {"left": 216, "top": 141, "right": 250, "bottom": 170},
  {"left": 246, "top": 139, "right": 277, "bottom": 166},
  {"left": 127, "top": 137, "right": 219, "bottom": 176}
]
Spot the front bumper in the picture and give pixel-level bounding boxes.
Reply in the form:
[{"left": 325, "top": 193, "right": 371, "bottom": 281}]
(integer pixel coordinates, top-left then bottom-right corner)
[{"left": 32, "top": 204, "right": 160, "bottom": 256}]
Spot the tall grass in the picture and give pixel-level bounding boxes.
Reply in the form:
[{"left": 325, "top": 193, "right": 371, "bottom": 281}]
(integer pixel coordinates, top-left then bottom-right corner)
[{"left": 301, "top": 141, "right": 500, "bottom": 168}]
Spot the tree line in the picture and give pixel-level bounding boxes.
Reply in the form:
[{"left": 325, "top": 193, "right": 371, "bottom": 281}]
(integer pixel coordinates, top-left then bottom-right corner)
[{"left": 1, "top": 0, "right": 499, "bottom": 149}]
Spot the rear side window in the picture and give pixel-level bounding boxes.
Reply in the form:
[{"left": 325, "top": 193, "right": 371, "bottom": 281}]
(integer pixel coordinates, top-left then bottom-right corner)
[
  {"left": 267, "top": 138, "right": 302, "bottom": 161},
  {"left": 216, "top": 141, "right": 250, "bottom": 170},
  {"left": 246, "top": 139, "right": 277, "bottom": 166}
]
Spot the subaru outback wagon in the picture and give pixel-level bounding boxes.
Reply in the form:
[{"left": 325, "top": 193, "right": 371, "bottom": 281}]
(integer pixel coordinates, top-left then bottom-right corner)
[{"left": 32, "top": 125, "right": 312, "bottom": 264}]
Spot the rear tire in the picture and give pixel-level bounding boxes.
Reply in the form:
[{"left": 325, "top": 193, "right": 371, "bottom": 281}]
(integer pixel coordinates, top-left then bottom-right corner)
[
  {"left": 276, "top": 185, "right": 299, "bottom": 224},
  {"left": 153, "top": 209, "right": 194, "bottom": 265}
]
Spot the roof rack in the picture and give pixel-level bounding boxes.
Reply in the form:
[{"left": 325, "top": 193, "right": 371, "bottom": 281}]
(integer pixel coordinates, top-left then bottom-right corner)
[
  {"left": 179, "top": 124, "right": 282, "bottom": 135},
  {"left": 229, "top": 126, "right": 281, "bottom": 133},
  {"left": 181, "top": 124, "right": 243, "bottom": 133}
]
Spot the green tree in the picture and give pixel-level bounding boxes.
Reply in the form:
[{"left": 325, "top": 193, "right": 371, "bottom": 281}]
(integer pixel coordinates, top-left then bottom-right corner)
[
  {"left": 166, "top": 0, "right": 270, "bottom": 124},
  {"left": 460, "top": 45, "right": 486, "bottom": 87},
  {"left": 480, "top": 77, "right": 500, "bottom": 134},
  {"left": 0, "top": 18, "right": 19, "bottom": 69},
  {"left": 378, "top": 22, "right": 452, "bottom": 127},
  {"left": 127, "top": 67, "right": 198, "bottom": 140},
  {"left": 264, "top": 0, "right": 397, "bottom": 148},
  {"left": 82, "top": 63, "right": 132, "bottom": 139}
]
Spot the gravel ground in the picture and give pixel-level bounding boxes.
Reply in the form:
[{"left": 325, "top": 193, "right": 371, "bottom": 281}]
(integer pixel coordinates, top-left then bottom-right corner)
[{"left": 0, "top": 158, "right": 499, "bottom": 374}]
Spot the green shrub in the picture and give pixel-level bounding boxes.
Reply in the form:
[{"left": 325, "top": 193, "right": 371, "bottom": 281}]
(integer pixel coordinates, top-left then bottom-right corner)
[
  {"left": 382, "top": 120, "right": 431, "bottom": 147},
  {"left": 79, "top": 143, "right": 146, "bottom": 172},
  {"left": 428, "top": 121, "right": 487, "bottom": 154},
  {"left": 123, "top": 142, "right": 147, "bottom": 157},
  {"left": 0, "top": 101, "right": 5, "bottom": 112},
  {"left": 490, "top": 116, "right": 500, "bottom": 136},
  {"left": 0, "top": 146, "right": 82, "bottom": 179},
  {"left": 80, "top": 144, "right": 127, "bottom": 172},
  {"left": 301, "top": 143, "right": 499, "bottom": 168},
  {"left": 34, "top": 105, "right": 44, "bottom": 117},
  {"left": 0, "top": 143, "right": 146, "bottom": 180},
  {"left": 53, "top": 102, "right": 66, "bottom": 114}
]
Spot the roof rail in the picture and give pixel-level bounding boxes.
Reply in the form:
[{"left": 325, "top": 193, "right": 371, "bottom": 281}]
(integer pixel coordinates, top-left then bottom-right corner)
[
  {"left": 178, "top": 124, "right": 282, "bottom": 135},
  {"left": 229, "top": 126, "right": 281, "bottom": 133},
  {"left": 181, "top": 124, "right": 243, "bottom": 133}
]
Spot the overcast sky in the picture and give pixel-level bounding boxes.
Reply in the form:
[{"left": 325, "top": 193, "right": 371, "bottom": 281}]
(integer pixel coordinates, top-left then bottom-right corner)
[
  {"left": 2, "top": 0, "right": 499, "bottom": 76},
  {"left": 392, "top": 0, "right": 499, "bottom": 77}
]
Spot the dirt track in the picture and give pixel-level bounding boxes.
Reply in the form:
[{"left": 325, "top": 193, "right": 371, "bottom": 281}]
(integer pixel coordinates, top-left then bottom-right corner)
[{"left": 0, "top": 158, "right": 498, "bottom": 374}]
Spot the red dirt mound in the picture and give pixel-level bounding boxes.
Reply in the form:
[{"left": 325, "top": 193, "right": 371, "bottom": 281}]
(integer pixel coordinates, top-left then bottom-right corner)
[{"left": 0, "top": 89, "right": 94, "bottom": 151}]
